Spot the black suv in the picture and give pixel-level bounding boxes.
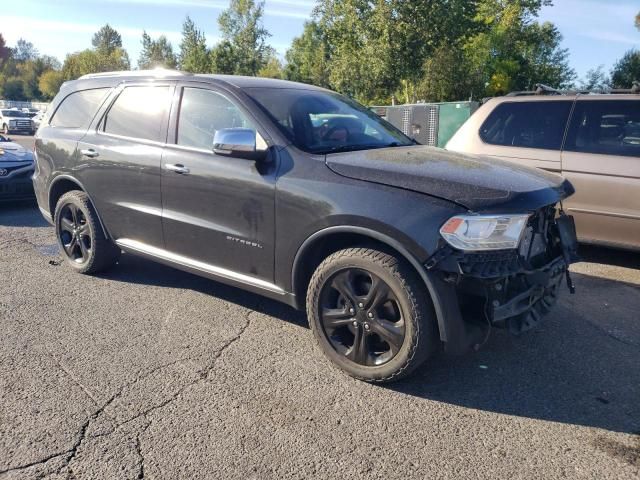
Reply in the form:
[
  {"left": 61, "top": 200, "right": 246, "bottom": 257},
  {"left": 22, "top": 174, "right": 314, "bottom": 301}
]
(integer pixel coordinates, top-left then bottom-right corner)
[{"left": 33, "top": 71, "right": 578, "bottom": 382}]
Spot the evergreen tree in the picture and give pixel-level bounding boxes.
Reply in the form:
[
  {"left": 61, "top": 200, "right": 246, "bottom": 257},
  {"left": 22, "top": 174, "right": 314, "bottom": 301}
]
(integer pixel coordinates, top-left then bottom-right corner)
[
  {"left": 179, "top": 16, "right": 210, "bottom": 73},
  {"left": 138, "top": 31, "right": 178, "bottom": 69},
  {"left": 217, "top": 0, "right": 271, "bottom": 76},
  {"left": 92, "top": 24, "right": 123, "bottom": 54}
]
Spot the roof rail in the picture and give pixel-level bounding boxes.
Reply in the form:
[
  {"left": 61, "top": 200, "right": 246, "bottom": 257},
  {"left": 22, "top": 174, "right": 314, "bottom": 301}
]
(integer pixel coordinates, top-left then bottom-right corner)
[
  {"left": 610, "top": 81, "right": 640, "bottom": 94},
  {"left": 505, "top": 83, "right": 564, "bottom": 97},
  {"left": 79, "top": 69, "right": 190, "bottom": 79}
]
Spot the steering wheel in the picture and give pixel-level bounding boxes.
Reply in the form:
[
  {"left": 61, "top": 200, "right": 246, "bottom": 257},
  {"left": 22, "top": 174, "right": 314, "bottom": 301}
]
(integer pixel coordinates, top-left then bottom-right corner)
[{"left": 323, "top": 125, "right": 349, "bottom": 142}]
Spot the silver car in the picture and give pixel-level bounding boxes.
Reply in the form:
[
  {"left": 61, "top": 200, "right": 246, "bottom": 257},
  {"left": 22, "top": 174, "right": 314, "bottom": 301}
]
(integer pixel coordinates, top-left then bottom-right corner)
[
  {"left": 447, "top": 93, "right": 640, "bottom": 251},
  {"left": 0, "top": 109, "right": 36, "bottom": 136}
]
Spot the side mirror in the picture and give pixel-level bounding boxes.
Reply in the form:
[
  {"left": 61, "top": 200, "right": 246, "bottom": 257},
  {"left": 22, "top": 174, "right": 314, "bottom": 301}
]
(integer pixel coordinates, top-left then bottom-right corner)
[{"left": 213, "top": 128, "right": 266, "bottom": 161}]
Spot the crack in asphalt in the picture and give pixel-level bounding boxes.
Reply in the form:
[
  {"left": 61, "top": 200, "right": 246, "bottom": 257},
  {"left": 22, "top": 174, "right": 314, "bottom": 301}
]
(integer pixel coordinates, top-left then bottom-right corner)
[
  {"left": 0, "top": 307, "right": 256, "bottom": 479},
  {"left": 581, "top": 315, "right": 640, "bottom": 349}
]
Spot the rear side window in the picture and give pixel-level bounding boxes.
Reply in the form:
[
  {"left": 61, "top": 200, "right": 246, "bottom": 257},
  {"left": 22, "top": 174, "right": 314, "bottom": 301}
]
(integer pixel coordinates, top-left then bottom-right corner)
[
  {"left": 480, "top": 101, "right": 572, "bottom": 150},
  {"left": 103, "top": 86, "right": 172, "bottom": 142},
  {"left": 177, "top": 87, "right": 255, "bottom": 150},
  {"left": 565, "top": 100, "right": 640, "bottom": 157},
  {"left": 50, "top": 88, "right": 110, "bottom": 128}
]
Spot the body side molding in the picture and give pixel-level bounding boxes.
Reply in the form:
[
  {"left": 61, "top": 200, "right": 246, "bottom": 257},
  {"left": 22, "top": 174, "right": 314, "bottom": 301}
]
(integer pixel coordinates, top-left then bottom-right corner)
[{"left": 116, "top": 238, "right": 286, "bottom": 295}]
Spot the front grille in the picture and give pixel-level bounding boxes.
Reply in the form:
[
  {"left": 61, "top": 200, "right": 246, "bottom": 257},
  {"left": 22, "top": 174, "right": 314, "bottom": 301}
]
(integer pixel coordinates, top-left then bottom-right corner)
[
  {"left": 12, "top": 120, "right": 32, "bottom": 129},
  {"left": 0, "top": 182, "right": 33, "bottom": 195},
  {"left": 457, "top": 250, "right": 522, "bottom": 278}
]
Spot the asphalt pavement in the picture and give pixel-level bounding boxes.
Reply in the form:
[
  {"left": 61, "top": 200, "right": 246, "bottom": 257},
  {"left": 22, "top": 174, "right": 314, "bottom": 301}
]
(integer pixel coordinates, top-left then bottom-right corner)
[{"left": 0, "top": 136, "right": 638, "bottom": 479}]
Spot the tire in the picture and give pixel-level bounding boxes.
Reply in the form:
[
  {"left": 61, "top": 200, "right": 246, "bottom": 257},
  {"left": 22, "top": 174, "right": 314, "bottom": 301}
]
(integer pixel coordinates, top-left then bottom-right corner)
[
  {"left": 1, "top": 124, "right": 8, "bottom": 135},
  {"left": 54, "top": 190, "right": 120, "bottom": 274},
  {"left": 306, "top": 247, "right": 439, "bottom": 383}
]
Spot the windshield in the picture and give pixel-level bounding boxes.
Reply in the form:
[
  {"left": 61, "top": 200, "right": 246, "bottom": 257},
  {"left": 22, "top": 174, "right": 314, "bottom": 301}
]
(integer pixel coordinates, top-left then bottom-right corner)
[
  {"left": 1, "top": 110, "right": 30, "bottom": 118},
  {"left": 245, "top": 88, "right": 413, "bottom": 154}
]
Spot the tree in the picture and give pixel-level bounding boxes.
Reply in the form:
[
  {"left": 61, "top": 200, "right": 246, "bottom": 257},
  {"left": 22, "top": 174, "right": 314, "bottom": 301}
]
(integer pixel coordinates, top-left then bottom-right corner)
[
  {"left": 62, "top": 48, "right": 130, "bottom": 80},
  {"left": 179, "top": 16, "right": 210, "bottom": 73},
  {"left": 12, "top": 39, "right": 38, "bottom": 62},
  {"left": 2, "top": 78, "right": 25, "bottom": 100},
  {"left": 578, "top": 65, "right": 610, "bottom": 92},
  {"left": 417, "top": 45, "right": 483, "bottom": 102},
  {"left": 284, "top": 21, "right": 330, "bottom": 87},
  {"left": 138, "top": 31, "right": 178, "bottom": 69},
  {"left": 0, "top": 34, "right": 11, "bottom": 67},
  {"left": 210, "top": 40, "right": 236, "bottom": 74},
  {"left": 463, "top": 0, "right": 574, "bottom": 97},
  {"left": 611, "top": 50, "right": 640, "bottom": 88},
  {"left": 39, "top": 69, "right": 64, "bottom": 99},
  {"left": 92, "top": 24, "right": 123, "bottom": 54},
  {"left": 518, "top": 22, "right": 575, "bottom": 89},
  {"left": 217, "top": 0, "right": 272, "bottom": 76},
  {"left": 307, "top": 0, "right": 480, "bottom": 103},
  {"left": 257, "top": 54, "right": 283, "bottom": 79}
]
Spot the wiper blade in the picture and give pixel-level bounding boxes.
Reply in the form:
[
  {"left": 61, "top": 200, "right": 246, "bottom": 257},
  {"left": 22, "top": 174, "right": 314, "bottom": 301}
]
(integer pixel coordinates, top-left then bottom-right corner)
[{"left": 320, "top": 143, "right": 408, "bottom": 154}]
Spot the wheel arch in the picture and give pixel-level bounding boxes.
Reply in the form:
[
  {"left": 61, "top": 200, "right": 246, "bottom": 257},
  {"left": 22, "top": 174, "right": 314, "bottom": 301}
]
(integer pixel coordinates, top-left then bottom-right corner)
[
  {"left": 291, "top": 226, "right": 455, "bottom": 343},
  {"left": 48, "top": 175, "right": 111, "bottom": 239}
]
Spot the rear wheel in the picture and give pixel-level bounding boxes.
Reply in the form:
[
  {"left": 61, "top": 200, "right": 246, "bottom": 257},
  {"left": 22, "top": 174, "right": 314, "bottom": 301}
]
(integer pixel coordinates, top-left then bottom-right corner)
[
  {"left": 306, "top": 247, "right": 439, "bottom": 383},
  {"left": 54, "top": 190, "right": 120, "bottom": 274}
]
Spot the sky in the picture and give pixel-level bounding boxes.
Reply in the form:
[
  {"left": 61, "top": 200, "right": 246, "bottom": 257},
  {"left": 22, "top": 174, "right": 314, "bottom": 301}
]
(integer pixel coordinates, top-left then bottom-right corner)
[{"left": 2, "top": 0, "right": 639, "bottom": 81}]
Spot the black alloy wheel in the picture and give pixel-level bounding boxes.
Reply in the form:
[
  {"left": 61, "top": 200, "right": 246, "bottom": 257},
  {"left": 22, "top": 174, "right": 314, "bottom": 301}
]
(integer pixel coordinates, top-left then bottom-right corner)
[
  {"left": 58, "top": 203, "right": 92, "bottom": 264},
  {"left": 54, "top": 190, "right": 120, "bottom": 274},
  {"left": 319, "top": 268, "right": 405, "bottom": 367},
  {"left": 307, "top": 248, "right": 438, "bottom": 383}
]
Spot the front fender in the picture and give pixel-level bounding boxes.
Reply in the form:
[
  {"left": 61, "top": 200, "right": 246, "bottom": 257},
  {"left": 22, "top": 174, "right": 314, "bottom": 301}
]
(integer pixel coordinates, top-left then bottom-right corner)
[{"left": 291, "top": 225, "right": 479, "bottom": 351}]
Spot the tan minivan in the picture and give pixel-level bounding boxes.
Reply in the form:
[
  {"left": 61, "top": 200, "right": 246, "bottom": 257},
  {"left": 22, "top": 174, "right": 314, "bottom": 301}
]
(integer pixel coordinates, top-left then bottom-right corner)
[{"left": 447, "top": 93, "right": 640, "bottom": 251}]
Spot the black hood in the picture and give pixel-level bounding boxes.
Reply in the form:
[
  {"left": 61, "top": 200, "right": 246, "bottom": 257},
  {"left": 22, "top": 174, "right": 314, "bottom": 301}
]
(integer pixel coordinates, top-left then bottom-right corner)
[{"left": 325, "top": 145, "right": 574, "bottom": 212}]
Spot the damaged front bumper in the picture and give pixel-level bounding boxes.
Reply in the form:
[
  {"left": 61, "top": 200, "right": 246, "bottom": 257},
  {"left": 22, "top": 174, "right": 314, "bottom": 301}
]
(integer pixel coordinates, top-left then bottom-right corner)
[{"left": 425, "top": 209, "right": 579, "bottom": 351}]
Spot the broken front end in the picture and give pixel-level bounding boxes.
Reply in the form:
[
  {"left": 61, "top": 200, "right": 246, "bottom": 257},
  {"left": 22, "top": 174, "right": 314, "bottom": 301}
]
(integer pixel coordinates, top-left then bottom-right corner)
[{"left": 428, "top": 205, "right": 579, "bottom": 340}]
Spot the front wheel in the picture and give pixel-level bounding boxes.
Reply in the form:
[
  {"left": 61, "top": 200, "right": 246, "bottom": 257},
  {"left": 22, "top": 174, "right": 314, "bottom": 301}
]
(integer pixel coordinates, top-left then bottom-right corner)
[
  {"left": 306, "top": 248, "right": 439, "bottom": 383},
  {"left": 1, "top": 124, "right": 8, "bottom": 135},
  {"left": 54, "top": 190, "right": 120, "bottom": 274}
]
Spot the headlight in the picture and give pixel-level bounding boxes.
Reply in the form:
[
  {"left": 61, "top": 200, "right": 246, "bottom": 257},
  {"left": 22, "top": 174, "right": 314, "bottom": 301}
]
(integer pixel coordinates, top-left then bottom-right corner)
[
  {"left": 440, "top": 214, "right": 530, "bottom": 251},
  {"left": 9, "top": 120, "right": 16, "bottom": 126}
]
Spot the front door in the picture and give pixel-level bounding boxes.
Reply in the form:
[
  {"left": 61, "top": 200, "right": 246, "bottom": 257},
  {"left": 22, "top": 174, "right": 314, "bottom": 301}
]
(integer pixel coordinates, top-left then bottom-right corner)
[
  {"left": 562, "top": 99, "right": 640, "bottom": 249},
  {"left": 160, "top": 84, "right": 277, "bottom": 283}
]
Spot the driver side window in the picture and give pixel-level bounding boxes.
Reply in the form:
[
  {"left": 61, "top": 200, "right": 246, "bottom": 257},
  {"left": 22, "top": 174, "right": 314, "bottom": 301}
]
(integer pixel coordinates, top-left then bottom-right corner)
[{"left": 177, "top": 88, "right": 256, "bottom": 151}]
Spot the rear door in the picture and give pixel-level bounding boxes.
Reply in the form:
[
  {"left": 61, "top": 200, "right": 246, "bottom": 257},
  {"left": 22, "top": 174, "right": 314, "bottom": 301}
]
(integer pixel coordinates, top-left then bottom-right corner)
[
  {"left": 561, "top": 98, "right": 640, "bottom": 249},
  {"left": 77, "top": 82, "right": 175, "bottom": 248},
  {"left": 160, "top": 83, "right": 277, "bottom": 284},
  {"left": 473, "top": 100, "right": 574, "bottom": 173}
]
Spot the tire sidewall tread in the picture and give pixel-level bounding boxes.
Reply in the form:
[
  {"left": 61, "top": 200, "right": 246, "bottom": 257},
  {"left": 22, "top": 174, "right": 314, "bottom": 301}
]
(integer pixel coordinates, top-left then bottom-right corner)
[
  {"left": 54, "top": 190, "right": 119, "bottom": 274},
  {"left": 306, "top": 247, "right": 438, "bottom": 383}
]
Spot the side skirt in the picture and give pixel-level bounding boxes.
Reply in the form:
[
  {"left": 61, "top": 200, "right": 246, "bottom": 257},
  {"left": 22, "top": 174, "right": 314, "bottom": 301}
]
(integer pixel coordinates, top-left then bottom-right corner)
[{"left": 115, "top": 238, "right": 298, "bottom": 308}]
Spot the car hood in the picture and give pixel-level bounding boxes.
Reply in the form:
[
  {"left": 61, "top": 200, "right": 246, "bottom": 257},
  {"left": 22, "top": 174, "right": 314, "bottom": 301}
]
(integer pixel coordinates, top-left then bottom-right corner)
[
  {"left": 3, "top": 114, "right": 30, "bottom": 121},
  {"left": 0, "top": 141, "right": 33, "bottom": 163},
  {"left": 325, "top": 145, "right": 574, "bottom": 212}
]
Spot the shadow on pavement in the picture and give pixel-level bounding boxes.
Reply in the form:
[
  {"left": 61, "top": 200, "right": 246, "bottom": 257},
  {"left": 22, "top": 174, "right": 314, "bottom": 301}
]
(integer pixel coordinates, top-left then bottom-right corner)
[
  {"left": 11, "top": 198, "right": 636, "bottom": 435},
  {"left": 579, "top": 244, "right": 640, "bottom": 271},
  {"left": 390, "top": 270, "right": 640, "bottom": 435},
  {"left": 103, "top": 254, "right": 639, "bottom": 435},
  {"left": 100, "top": 253, "right": 308, "bottom": 328},
  {"left": 0, "top": 201, "right": 47, "bottom": 227}
]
